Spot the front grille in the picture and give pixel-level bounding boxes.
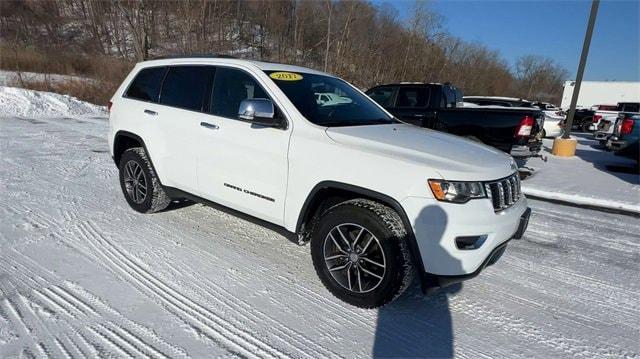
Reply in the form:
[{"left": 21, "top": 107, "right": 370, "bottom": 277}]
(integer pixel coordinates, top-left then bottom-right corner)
[{"left": 485, "top": 173, "right": 521, "bottom": 211}]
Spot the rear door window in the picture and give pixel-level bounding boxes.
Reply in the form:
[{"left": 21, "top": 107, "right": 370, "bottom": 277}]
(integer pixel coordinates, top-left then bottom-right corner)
[
  {"left": 366, "top": 87, "right": 396, "bottom": 107},
  {"left": 211, "top": 67, "right": 270, "bottom": 119},
  {"left": 621, "top": 103, "right": 640, "bottom": 112},
  {"left": 160, "top": 66, "right": 215, "bottom": 112},
  {"left": 125, "top": 67, "right": 167, "bottom": 102},
  {"left": 396, "top": 87, "right": 429, "bottom": 108}
]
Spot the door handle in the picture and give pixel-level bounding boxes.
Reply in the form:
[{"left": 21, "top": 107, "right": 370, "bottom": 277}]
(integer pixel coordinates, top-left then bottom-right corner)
[
  {"left": 200, "top": 122, "right": 219, "bottom": 130},
  {"left": 144, "top": 109, "right": 158, "bottom": 116},
  {"left": 413, "top": 114, "right": 426, "bottom": 118}
]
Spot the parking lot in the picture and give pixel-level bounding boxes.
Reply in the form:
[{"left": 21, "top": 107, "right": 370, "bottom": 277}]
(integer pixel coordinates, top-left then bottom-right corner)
[{"left": 1, "top": 114, "right": 638, "bottom": 358}]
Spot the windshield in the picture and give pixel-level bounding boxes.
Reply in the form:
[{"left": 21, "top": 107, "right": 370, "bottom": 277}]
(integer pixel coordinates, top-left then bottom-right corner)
[{"left": 265, "top": 71, "right": 394, "bottom": 127}]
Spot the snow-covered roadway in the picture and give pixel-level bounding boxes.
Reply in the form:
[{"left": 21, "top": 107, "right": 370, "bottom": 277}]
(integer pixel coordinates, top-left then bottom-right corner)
[{"left": 1, "top": 114, "right": 638, "bottom": 358}]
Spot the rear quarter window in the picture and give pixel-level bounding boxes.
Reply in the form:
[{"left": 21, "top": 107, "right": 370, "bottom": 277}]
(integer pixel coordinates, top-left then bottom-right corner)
[{"left": 125, "top": 67, "right": 167, "bottom": 102}]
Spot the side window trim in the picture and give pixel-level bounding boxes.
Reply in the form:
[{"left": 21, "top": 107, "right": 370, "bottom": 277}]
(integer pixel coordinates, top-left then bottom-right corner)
[
  {"left": 157, "top": 66, "right": 170, "bottom": 104},
  {"left": 122, "top": 66, "right": 168, "bottom": 104}
]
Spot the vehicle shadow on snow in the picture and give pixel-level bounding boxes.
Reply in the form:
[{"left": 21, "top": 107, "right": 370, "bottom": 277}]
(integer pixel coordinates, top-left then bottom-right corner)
[
  {"left": 544, "top": 133, "right": 639, "bottom": 185},
  {"left": 373, "top": 205, "right": 461, "bottom": 358},
  {"left": 372, "top": 283, "right": 461, "bottom": 358},
  {"left": 573, "top": 148, "right": 639, "bottom": 185}
]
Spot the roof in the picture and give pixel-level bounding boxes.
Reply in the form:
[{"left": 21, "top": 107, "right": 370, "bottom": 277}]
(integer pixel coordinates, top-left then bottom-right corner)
[
  {"left": 137, "top": 56, "right": 331, "bottom": 77},
  {"left": 371, "top": 82, "right": 447, "bottom": 87},
  {"left": 463, "top": 96, "right": 532, "bottom": 102}
]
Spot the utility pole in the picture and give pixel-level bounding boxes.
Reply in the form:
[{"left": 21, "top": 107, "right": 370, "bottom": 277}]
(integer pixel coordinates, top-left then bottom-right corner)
[{"left": 563, "top": 0, "right": 600, "bottom": 139}]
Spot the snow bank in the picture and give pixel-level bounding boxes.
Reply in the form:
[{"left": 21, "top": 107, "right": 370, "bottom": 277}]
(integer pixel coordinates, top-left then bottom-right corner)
[
  {"left": 0, "top": 86, "right": 106, "bottom": 118},
  {"left": 522, "top": 187, "right": 640, "bottom": 214}
]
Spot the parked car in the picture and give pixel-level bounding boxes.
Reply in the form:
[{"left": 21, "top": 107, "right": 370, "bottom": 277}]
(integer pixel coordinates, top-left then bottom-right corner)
[
  {"left": 609, "top": 114, "right": 640, "bottom": 164},
  {"left": 590, "top": 102, "right": 640, "bottom": 131},
  {"left": 464, "top": 97, "right": 565, "bottom": 138},
  {"left": 590, "top": 104, "right": 619, "bottom": 111},
  {"left": 108, "top": 57, "right": 531, "bottom": 308},
  {"left": 462, "top": 96, "right": 535, "bottom": 108},
  {"left": 532, "top": 101, "right": 566, "bottom": 138},
  {"left": 315, "top": 92, "right": 352, "bottom": 106},
  {"left": 594, "top": 116, "right": 620, "bottom": 145},
  {"left": 571, "top": 108, "right": 596, "bottom": 132},
  {"left": 365, "top": 86, "right": 544, "bottom": 167}
]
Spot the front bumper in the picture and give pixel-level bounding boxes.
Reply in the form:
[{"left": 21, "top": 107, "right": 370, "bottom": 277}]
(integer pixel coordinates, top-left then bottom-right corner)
[
  {"left": 422, "top": 207, "right": 530, "bottom": 292},
  {"left": 401, "top": 195, "right": 529, "bottom": 279}
]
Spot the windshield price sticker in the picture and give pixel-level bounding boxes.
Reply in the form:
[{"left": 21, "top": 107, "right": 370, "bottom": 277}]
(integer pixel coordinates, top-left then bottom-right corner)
[{"left": 270, "top": 72, "right": 303, "bottom": 81}]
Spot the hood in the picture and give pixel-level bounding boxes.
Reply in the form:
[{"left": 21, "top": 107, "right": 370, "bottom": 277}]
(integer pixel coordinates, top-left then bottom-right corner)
[{"left": 325, "top": 124, "right": 516, "bottom": 181}]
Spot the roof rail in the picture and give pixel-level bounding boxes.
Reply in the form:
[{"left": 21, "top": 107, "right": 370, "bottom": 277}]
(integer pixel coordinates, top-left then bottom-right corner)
[{"left": 151, "top": 54, "right": 238, "bottom": 60}]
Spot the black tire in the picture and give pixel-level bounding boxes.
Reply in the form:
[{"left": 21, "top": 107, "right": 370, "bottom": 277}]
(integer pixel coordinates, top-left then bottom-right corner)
[
  {"left": 581, "top": 122, "right": 590, "bottom": 133},
  {"left": 310, "top": 199, "right": 414, "bottom": 308},
  {"left": 118, "top": 147, "right": 171, "bottom": 213}
]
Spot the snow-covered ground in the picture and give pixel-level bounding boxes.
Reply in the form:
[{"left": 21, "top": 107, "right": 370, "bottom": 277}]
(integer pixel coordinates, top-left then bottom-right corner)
[
  {"left": 522, "top": 135, "right": 639, "bottom": 213},
  {"left": 1, "top": 88, "right": 639, "bottom": 357},
  {"left": 0, "top": 70, "right": 91, "bottom": 87}
]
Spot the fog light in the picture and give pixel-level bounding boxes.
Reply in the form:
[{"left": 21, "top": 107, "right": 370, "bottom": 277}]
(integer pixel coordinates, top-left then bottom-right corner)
[{"left": 455, "top": 235, "right": 487, "bottom": 250}]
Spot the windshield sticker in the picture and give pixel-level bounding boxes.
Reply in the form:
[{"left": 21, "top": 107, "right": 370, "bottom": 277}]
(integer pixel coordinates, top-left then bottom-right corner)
[{"left": 269, "top": 72, "right": 303, "bottom": 81}]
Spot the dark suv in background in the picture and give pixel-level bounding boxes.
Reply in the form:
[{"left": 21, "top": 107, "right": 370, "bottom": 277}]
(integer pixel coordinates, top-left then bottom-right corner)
[{"left": 365, "top": 83, "right": 544, "bottom": 167}]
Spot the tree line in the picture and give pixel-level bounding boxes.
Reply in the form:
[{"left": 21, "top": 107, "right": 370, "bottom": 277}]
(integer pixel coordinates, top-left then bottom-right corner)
[{"left": 0, "top": 0, "right": 568, "bottom": 104}]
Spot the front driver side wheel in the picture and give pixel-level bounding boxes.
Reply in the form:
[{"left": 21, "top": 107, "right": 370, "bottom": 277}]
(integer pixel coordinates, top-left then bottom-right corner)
[{"left": 310, "top": 199, "right": 414, "bottom": 308}]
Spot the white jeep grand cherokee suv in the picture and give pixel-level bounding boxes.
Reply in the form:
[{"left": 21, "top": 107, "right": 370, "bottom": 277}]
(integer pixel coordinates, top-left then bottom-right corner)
[{"left": 108, "top": 56, "right": 530, "bottom": 308}]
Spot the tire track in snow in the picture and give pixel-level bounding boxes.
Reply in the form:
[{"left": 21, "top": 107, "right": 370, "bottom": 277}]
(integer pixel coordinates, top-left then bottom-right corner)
[
  {"left": 146, "top": 204, "right": 436, "bottom": 355},
  {"left": 54, "top": 338, "right": 73, "bottom": 359},
  {"left": 505, "top": 256, "right": 640, "bottom": 317},
  {"left": 0, "top": 251, "right": 188, "bottom": 358},
  {"left": 178, "top": 268, "right": 342, "bottom": 358},
  {"left": 76, "top": 220, "right": 290, "bottom": 358},
  {"left": 448, "top": 292, "right": 637, "bottom": 358},
  {"left": 19, "top": 294, "right": 75, "bottom": 359},
  {"left": 81, "top": 207, "right": 352, "bottom": 358},
  {"left": 152, "top": 208, "right": 380, "bottom": 332},
  {"left": 144, "top": 210, "right": 386, "bottom": 350}
]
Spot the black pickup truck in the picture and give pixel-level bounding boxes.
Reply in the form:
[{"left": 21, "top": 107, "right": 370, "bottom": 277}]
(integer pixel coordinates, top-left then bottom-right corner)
[{"left": 365, "top": 83, "right": 544, "bottom": 165}]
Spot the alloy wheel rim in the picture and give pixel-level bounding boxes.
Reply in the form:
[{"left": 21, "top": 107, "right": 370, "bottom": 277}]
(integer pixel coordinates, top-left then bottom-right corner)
[
  {"left": 123, "top": 160, "right": 147, "bottom": 204},
  {"left": 323, "top": 223, "right": 386, "bottom": 293}
]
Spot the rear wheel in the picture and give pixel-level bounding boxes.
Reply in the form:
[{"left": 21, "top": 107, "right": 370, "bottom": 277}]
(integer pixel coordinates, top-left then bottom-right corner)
[
  {"left": 118, "top": 147, "right": 170, "bottom": 213},
  {"left": 581, "top": 122, "right": 590, "bottom": 133},
  {"left": 310, "top": 199, "right": 414, "bottom": 308}
]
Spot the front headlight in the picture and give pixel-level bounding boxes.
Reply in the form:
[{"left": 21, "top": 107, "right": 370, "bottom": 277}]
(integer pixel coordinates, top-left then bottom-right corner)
[{"left": 428, "top": 179, "right": 486, "bottom": 203}]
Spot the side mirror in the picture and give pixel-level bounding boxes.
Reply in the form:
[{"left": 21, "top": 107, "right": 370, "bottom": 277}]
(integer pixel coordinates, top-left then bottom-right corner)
[{"left": 238, "top": 98, "right": 280, "bottom": 127}]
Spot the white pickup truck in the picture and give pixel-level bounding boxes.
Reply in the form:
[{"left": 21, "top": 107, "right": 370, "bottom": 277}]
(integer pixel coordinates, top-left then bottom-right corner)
[
  {"left": 591, "top": 103, "right": 640, "bottom": 143},
  {"left": 108, "top": 56, "right": 530, "bottom": 308}
]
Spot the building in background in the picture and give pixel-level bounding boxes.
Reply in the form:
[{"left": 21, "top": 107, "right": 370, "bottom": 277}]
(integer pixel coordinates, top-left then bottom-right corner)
[{"left": 561, "top": 81, "right": 640, "bottom": 108}]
